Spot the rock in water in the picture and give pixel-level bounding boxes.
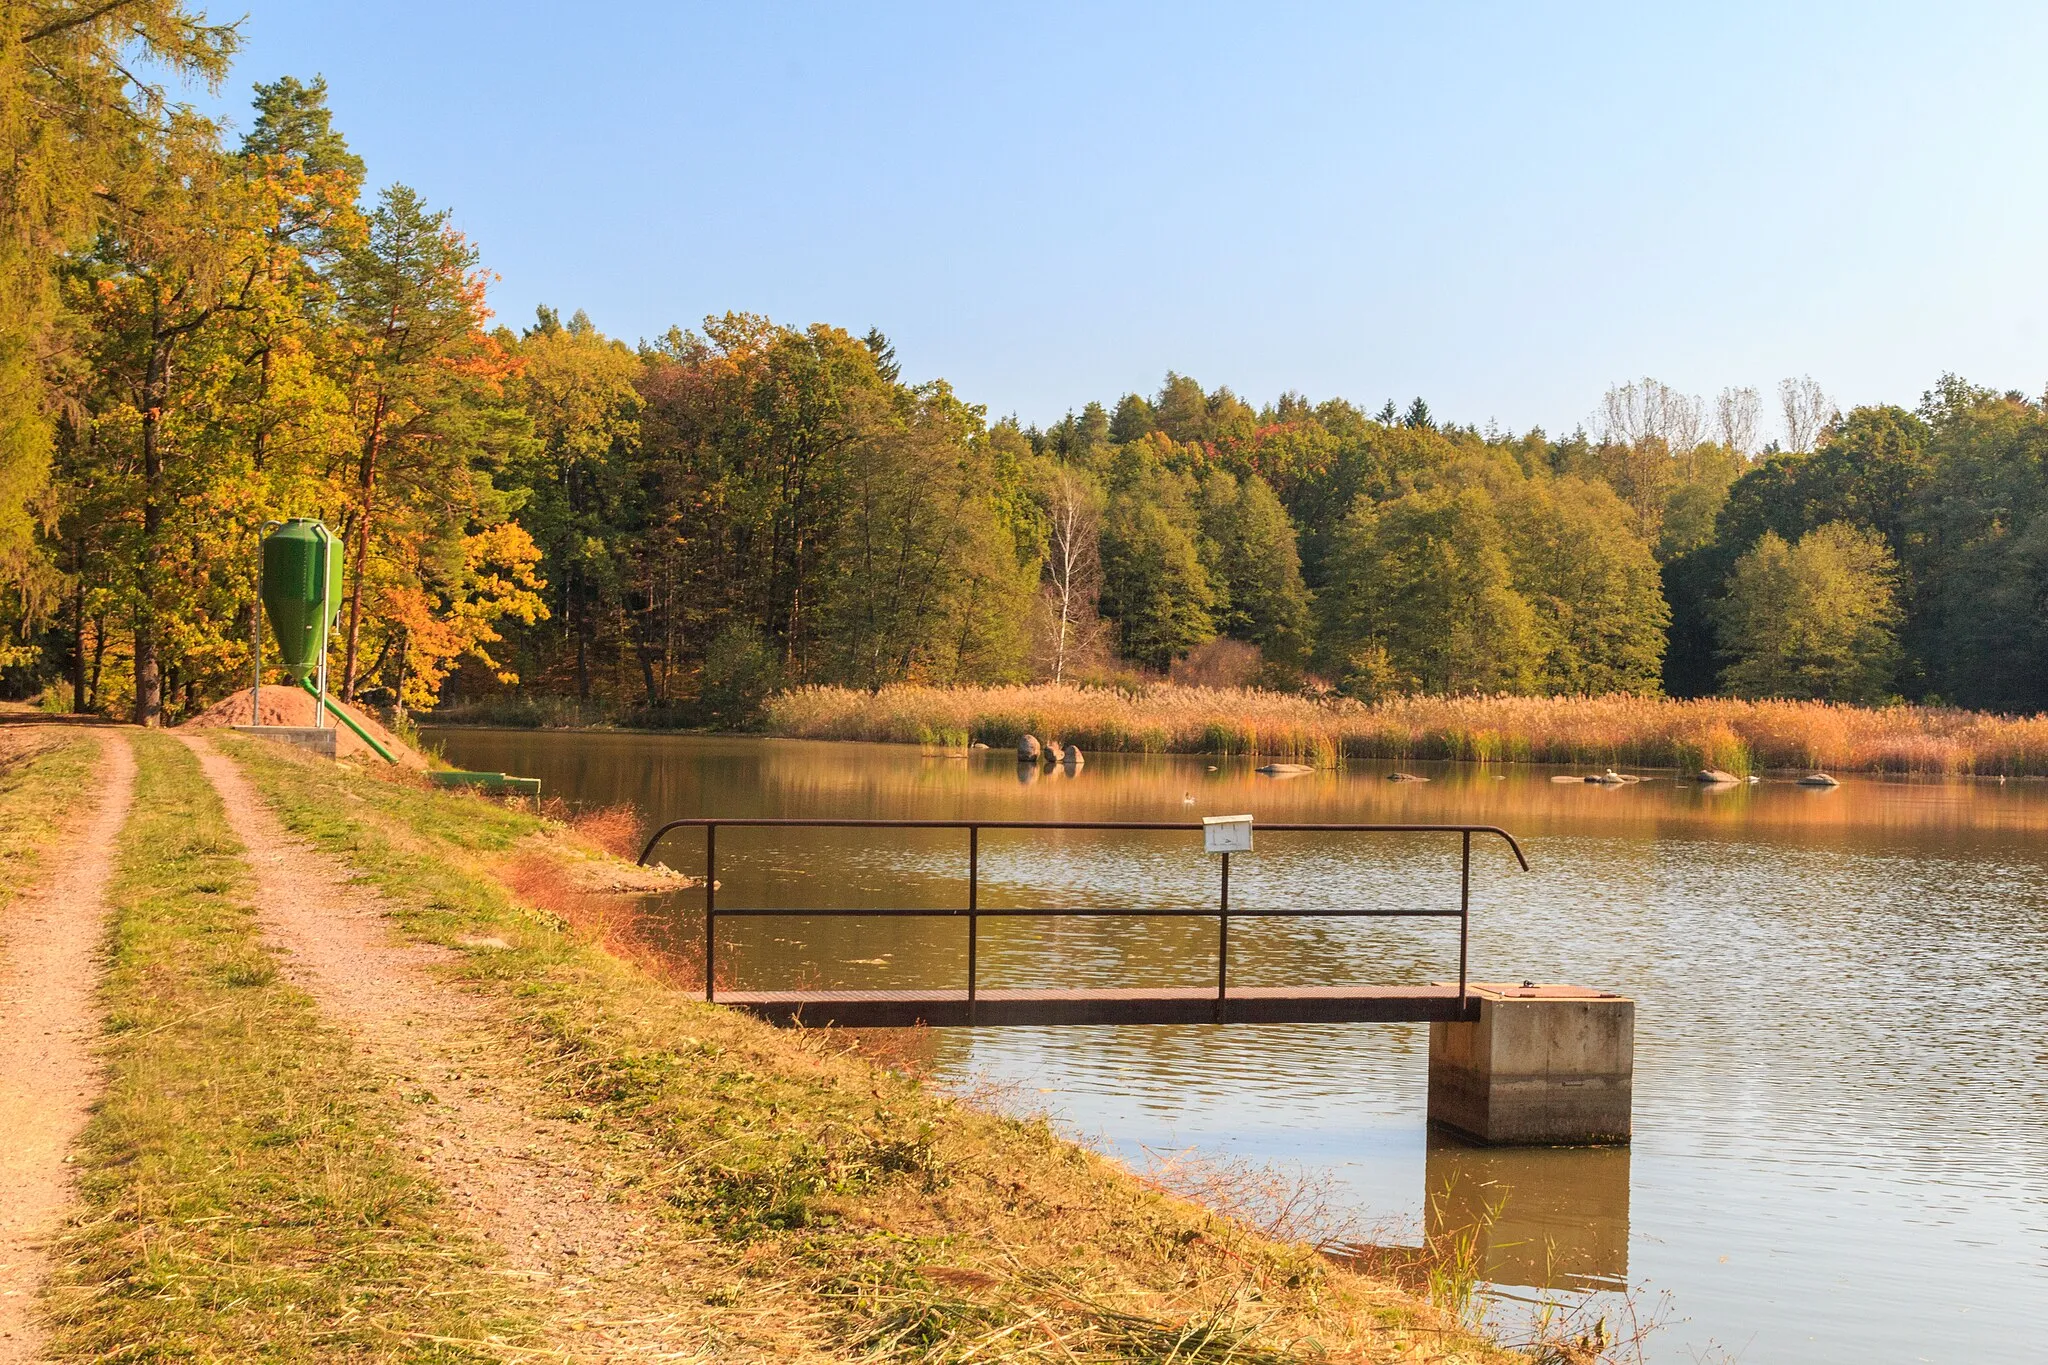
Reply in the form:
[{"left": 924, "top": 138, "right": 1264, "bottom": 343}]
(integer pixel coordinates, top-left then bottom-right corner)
[
  {"left": 1257, "top": 762, "right": 1314, "bottom": 776},
  {"left": 1062, "top": 745, "right": 1084, "bottom": 768},
  {"left": 1798, "top": 772, "right": 1839, "bottom": 787},
  {"left": 1387, "top": 771, "right": 1428, "bottom": 782},
  {"left": 1696, "top": 769, "right": 1740, "bottom": 785},
  {"left": 1018, "top": 734, "right": 1041, "bottom": 762},
  {"left": 1044, "top": 740, "right": 1065, "bottom": 765}
]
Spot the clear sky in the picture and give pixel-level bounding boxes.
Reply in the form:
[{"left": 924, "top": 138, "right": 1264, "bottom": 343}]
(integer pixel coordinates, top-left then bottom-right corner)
[{"left": 194, "top": 2, "right": 2048, "bottom": 441}]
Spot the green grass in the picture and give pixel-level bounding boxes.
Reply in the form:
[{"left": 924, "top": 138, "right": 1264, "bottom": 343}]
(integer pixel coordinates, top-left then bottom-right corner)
[
  {"left": 217, "top": 734, "right": 1510, "bottom": 1364},
  {"left": 44, "top": 732, "right": 530, "bottom": 1362},
  {"left": 0, "top": 729, "right": 102, "bottom": 912}
]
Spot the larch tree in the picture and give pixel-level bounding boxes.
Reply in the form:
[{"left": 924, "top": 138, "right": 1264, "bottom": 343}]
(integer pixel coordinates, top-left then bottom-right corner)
[{"left": 0, "top": 0, "right": 237, "bottom": 566}]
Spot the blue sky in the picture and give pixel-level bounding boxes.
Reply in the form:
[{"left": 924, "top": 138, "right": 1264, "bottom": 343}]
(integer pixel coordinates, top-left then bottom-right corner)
[{"left": 195, "top": 2, "right": 2048, "bottom": 440}]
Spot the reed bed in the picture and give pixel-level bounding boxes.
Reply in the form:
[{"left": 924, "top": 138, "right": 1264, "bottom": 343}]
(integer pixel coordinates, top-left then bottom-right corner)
[{"left": 765, "top": 683, "right": 2048, "bottom": 776}]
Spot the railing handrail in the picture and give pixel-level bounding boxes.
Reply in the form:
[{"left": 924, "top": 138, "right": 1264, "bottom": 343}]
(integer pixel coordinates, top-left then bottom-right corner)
[
  {"left": 640, "top": 818, "right": 1528, "bottom": 868},
  {"left": 633, "top": 817, "right": 1530, "bottom": 1018}
]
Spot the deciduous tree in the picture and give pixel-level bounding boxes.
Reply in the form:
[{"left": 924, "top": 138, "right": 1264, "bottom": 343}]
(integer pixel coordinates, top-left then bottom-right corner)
[{"left": 1713, "top": 522, "right": 1900, "bottom": 702}]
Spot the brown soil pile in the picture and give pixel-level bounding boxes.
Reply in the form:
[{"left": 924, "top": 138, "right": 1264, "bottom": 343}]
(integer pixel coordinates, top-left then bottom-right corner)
[{"left": 182, "top": 686, "right": 428, "bottom": 768}]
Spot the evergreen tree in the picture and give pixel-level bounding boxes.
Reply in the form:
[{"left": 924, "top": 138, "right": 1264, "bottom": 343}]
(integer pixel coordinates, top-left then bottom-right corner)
[
  {"left": 1099, "top": 449, "right": 1214, "bottom": 670},
  {"left": 1108, "top": 393, "right": 1157, "bottom": 443},
  {"left": 1199, "top": 471, "right": 1313, "bottom": 665}
]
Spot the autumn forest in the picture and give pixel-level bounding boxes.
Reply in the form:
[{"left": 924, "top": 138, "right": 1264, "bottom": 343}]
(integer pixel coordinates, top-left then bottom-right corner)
[{"left": 10, "top": 13, "right": 2048, "bottom": 728}]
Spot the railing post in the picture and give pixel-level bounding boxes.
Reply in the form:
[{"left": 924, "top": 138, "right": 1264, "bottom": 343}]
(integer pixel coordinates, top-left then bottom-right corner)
[
  {"left": 1458, "top": 829, "right": 1470, "bottom": 1007},
  {"left": 704, "top": 823, "right": 718, "bottom": 1002},
  {"left": 967, "top": 825, "right": 979, "bottom": 1023},
  {"left": 1216, "top": 849, "right": 1230, "bottom": 1021}
]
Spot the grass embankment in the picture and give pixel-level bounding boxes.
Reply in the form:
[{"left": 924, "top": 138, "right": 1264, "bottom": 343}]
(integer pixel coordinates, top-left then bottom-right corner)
[
  {"left": 767, "top": 682, "right": 2048, "bottom": 776},
  {"left": 45, "top": 733, "right": 526, "bottom": 1360},
  {"left": 219, "top": 735, "right": 1511, "bottom": 1363},
  {"left": 0, "top": 728, "right": 102, "bottom": 910}
]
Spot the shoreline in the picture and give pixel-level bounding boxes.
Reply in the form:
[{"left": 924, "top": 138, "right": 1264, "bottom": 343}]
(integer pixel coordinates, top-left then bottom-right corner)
[{"left": 416, "top": 704, "right": 2048, "bottom": 781}]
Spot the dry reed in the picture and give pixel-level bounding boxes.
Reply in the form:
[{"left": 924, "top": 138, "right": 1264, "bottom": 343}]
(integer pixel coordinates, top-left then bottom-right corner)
[{"left": 766, "top": 683, "right": 2048, "bottom": 776}]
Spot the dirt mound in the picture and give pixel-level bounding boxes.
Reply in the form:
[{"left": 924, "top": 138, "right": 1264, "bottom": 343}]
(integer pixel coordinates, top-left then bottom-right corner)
[{"left": 182, "top": 686, "right": 428, "bottom": 768}]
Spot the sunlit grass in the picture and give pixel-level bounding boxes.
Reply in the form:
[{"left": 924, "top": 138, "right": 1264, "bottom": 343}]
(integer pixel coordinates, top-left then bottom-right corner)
[
  {"left": 0, "top": 728, "right": 100, "bottom": 912},
  {"left": 765, "top": 683, "right": 2048, "bottom": 776}
]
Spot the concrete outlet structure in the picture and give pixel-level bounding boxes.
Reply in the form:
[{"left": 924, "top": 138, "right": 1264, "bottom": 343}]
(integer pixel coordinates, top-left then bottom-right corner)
[
  {"left": 230, "top": 725, "right": 336, "bottom": 759},
  {"left": 1427, "top": 982, "right": 1634, "bottom": 1146}
]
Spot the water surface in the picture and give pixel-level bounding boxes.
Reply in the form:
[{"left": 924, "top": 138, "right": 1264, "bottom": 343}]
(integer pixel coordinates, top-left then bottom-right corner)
[{"left": 427, "top": 729, "right": 2048, "bottom": 1364}]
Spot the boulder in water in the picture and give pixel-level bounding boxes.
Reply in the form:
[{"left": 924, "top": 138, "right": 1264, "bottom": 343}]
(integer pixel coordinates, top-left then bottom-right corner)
[
  {"left": 1387, "top": 771, "right": 1428, "bottom": 783},
  {"left": 1797, "top": 772, "right": 1839, "bottom": 787},
  {"left": 1256, "top": 762, "right": 1314, "bottom": 776},
  {"left": 1061, "top": 745, "right": 1083, "bottom": 768},
  {"left": 1018, "top": 734, "right": 1041, "bottom": 762},
  {"left": 1695, "top": 769, "right": 1740, "bottom": 785},
  {"left": 1044, "top": 740, "right": 1066, "bottom": 765}
]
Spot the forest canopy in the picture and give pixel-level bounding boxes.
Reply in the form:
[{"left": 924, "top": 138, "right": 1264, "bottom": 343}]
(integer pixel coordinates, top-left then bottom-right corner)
[{"left": 7, "top": 7, "right": 2048, "bottom": 722}]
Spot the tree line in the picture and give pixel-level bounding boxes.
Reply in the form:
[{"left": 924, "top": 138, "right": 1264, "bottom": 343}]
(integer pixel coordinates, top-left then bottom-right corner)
[{"left": 6, "top": 8, "right": 2048, "bottom": 722}]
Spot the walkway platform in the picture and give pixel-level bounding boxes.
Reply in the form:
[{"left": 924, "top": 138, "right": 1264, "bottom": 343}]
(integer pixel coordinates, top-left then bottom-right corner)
[{"left": 717, "top": 984, "right": 1481, "bottom": 1028}]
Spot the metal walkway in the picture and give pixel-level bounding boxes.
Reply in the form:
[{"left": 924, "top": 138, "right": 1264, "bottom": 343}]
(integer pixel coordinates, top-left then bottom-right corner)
[
  {"left": 636, "top": 817, "right": 1529, "bottom": 1028},
  {"left": 714, "top": 984, "right": 1479, "bottom": 1028}
]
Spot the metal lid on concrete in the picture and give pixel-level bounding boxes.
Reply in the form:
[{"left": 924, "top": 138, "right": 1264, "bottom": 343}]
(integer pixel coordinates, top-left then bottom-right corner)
[{"left": 1438, "top": 981, "right": 1631, "bottom": 1002}]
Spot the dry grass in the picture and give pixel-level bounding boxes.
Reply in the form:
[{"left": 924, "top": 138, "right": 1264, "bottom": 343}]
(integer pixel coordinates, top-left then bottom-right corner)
[
  {"left": 220, "top": 734, "right": 1520, "bottom": 1364},
  {"left": 0, "top": 727, "right": 100, "bottom": 914},
  {"left": 765, "top": 682, "right": 2048, "bottom": 776}
]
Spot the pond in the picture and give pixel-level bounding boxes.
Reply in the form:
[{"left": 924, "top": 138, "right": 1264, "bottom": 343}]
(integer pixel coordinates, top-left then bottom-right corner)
[{"left": 424, "top": 728, "right": 2048, "bottom": 1364}]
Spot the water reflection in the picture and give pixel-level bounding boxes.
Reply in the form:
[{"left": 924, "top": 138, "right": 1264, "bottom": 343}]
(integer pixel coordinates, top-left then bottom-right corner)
[
  {"left": 424, "top": 728, "right": 2048, "bottom": 1365},
  {"left": 1427, "top": 1134, "right": 1631, "bottom": 1291}
]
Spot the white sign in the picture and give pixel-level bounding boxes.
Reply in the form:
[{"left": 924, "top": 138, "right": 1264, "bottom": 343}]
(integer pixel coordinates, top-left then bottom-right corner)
[{"left": 1203, "top": 814, "right": 1253, "bottom": 854}]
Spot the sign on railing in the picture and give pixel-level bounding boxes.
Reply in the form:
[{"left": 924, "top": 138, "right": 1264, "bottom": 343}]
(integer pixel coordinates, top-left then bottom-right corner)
[{"left": 1202, "top": 813, "right": 1253, "bottom": 853}]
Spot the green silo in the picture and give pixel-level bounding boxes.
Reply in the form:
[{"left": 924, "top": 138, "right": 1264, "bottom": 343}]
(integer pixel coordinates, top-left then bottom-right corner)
[{"left": 261, "top": 520, "right": 342, "bottom": 682}]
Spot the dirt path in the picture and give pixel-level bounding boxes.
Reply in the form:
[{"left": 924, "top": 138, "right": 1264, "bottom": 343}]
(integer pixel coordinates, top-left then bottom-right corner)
[
  {"left": 177, "top": 735, "right": 751, "bottom": 1361},
  {"left": 0, "top": 731, "right": 135, "bottom": 1365}
]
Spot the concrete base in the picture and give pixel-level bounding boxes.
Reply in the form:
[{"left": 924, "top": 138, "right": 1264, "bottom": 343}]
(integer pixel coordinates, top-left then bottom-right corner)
[
  {"left": 1427, "top": 982, "right": 1633, "bottom": 1146},
  {"left": 230, "top": 724, "right": 336, "bottom": 759}
]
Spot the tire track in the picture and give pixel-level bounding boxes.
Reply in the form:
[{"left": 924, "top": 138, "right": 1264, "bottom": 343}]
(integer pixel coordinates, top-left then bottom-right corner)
[{"left": 0, "top": 731, "right": 134, "bottom": 1365}]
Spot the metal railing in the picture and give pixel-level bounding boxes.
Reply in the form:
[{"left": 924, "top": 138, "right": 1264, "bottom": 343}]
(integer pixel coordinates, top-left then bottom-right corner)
[{"left": 637, "top": 819, "right": 1529, "bottom": 1015}]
